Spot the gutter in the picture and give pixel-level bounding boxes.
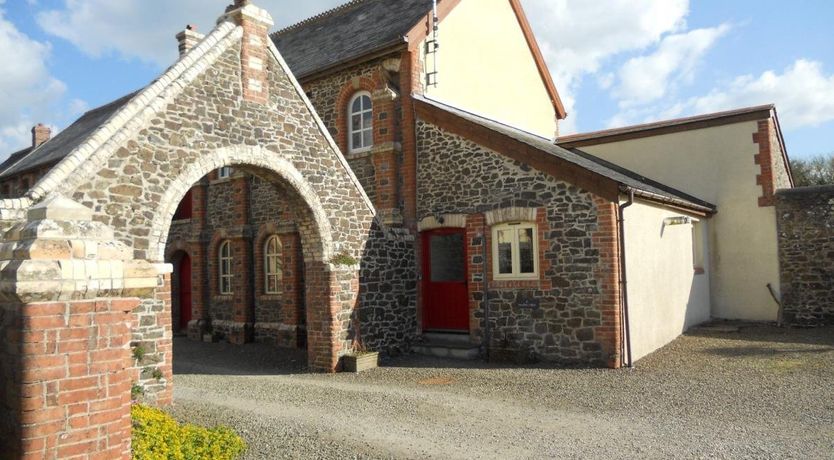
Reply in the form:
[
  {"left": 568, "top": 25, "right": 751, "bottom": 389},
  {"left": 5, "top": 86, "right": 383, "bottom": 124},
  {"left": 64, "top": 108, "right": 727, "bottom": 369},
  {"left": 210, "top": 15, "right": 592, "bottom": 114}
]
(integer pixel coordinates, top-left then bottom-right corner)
[
  {"left": 617, "top": 189, "right": 635, "bottom": 369},
  {"left": 626, "top": 187, "right": 716, "bottom": 217}
]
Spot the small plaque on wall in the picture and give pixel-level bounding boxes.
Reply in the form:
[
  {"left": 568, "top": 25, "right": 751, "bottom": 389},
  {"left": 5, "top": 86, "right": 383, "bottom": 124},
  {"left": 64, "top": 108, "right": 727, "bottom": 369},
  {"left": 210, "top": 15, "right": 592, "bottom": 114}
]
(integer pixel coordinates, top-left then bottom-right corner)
[{"left": 517, "top": 297, "right": 540, "bottom": 309}]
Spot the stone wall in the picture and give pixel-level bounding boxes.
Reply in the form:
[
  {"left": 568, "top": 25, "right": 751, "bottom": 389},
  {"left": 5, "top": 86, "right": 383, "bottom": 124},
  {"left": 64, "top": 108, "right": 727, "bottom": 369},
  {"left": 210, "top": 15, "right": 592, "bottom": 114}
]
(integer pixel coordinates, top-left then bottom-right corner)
[
  {"left": 776, "top": 185, "right": 834, "bottom": 326},
  {"left": 417, "top": 120, "right": 619, "bottom": 366}
]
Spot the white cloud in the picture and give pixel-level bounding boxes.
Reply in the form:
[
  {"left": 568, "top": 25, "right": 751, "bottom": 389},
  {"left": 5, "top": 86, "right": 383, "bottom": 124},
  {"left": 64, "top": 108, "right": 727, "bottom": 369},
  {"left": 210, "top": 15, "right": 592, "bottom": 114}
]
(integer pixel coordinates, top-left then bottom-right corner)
[
  {"left": 521, "top": 0, "right": 690, "bottom": 133},
  {"left": 614, "top": 24, "right": 730, "bottom": 107},
  {"left": 690, "top": 59, "right": 834, "bottom": 129},
  {"left": 37, "top": 0, "right": 343, "bottom": 66},
  {"left": 609, "top": 59, "right": 834, "bottom": 130},
  {"left": 0, "top": 3, "right": 67, "bottom": 155}
]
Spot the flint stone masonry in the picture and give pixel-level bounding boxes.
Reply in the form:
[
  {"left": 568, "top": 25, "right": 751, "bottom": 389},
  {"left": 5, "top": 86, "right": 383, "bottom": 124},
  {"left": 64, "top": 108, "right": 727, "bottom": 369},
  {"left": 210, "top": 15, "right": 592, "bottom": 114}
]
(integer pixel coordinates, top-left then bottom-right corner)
[
  {"left": 776, "top": 185, "right": 834, "bottom": 326},
  {"left": 417, "top": 120, "right": 618, "bottom": 366}
]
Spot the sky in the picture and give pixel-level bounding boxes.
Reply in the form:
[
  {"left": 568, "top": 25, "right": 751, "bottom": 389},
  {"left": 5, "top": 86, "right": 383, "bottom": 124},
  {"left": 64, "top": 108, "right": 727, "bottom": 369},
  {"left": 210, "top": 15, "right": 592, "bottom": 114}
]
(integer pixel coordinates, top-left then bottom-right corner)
[{"left": 0, "top": 0, "right": 832, "bottom": 160}]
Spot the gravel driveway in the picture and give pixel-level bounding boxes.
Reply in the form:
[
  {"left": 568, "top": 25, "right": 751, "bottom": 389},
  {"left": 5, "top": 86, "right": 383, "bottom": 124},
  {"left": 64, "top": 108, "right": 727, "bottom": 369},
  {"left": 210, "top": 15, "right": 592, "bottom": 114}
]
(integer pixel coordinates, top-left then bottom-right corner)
[{"left": 168, "top": 324, "right": 834, "bottom": 459}]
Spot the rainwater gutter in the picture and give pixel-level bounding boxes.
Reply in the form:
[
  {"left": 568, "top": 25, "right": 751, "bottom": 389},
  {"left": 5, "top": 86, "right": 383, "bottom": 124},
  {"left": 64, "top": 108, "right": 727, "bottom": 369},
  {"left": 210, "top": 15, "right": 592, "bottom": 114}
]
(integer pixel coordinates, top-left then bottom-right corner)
[{"left": 618, "top": 188, "right": 635, "bottom": 369}]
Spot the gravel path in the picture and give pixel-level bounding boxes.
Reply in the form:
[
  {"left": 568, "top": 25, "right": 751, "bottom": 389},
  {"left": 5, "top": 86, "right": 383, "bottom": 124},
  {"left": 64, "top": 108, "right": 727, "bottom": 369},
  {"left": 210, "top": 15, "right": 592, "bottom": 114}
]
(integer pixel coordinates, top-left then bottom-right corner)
[{"left": 168, "top": 324, "right": 834, "bottom": 459}]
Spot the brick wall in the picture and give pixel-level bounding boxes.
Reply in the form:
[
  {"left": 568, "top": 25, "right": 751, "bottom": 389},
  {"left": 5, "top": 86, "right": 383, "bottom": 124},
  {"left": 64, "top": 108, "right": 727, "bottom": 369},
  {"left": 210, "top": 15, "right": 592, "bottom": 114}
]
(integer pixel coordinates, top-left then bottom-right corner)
[{"left": 776, "top": 185, "right": 834, "bottom": 326}]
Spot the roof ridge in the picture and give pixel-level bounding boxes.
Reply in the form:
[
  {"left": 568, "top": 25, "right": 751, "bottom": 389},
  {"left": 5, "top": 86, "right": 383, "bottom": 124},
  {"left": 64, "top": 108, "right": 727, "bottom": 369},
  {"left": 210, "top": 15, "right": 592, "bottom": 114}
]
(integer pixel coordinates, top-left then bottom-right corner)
[{"left": 272, "top": 0, "right": 369, "bottom": 36}]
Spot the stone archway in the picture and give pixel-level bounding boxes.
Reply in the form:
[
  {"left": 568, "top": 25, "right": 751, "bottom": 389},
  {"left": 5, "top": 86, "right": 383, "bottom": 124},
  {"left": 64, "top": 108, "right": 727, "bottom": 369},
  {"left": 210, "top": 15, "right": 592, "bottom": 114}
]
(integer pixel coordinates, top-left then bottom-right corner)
[{"left": 0, "top": 2, "right": 381, "bottom": 457}]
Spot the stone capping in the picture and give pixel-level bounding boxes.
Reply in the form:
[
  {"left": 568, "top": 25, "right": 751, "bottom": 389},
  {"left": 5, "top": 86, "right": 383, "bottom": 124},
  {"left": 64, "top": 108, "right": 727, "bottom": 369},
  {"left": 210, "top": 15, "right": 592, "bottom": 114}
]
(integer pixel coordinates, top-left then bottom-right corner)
[
  {"left": 484, "top": 207, "right": 538, "bottom": 226},
  {"left": 417, "top": 214, "right": 467, "bottom": 232},
  {"left": 0, "top": 196, "right": 157, "bottom": 303},
  {"left": 21, "top": 21, "right": 242, "bottom": 203},
  {"left": 150, "top": 146, "right": 335, "bottom": 263},
  {"left": 265, "top": 38, "right": 377, "bottom": 217},
  {"left": 219, "top": 3, "right": 275, "bottom": 27}
]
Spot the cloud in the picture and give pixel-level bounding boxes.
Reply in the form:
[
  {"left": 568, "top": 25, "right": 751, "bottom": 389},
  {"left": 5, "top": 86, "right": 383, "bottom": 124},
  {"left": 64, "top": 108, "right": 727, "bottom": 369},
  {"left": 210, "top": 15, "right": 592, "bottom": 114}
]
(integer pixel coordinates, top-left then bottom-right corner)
[
  {"left": 688, "top": 60, "right": 834, "bottom": 129},
  {"left": 37, "top": 0, "right": 343, "bottom": 66},
  {"left": 521, "top": 0, "right": 689, "bottom": 133},
  {"left": 0, "top": 3, "right": 67, "bottom": 155},
  {"left": 609, "top": 59, "right": 834, "bottom": 131},
  {"left": 614, "top": 24, "right": 730, "bottom": 107}
]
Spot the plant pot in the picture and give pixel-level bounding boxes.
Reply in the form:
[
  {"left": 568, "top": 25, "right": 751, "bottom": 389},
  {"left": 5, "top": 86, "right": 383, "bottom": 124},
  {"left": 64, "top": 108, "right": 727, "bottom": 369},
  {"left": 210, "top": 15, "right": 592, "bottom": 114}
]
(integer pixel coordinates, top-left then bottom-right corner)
[{"left": 343, "top": 352, "right": 379, "bottom": 372}]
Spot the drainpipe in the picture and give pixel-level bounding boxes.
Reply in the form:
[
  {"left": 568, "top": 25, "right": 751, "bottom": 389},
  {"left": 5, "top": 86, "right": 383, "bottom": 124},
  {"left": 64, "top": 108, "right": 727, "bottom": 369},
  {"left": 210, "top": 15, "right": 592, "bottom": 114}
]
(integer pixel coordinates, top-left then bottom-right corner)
[
  {"left": 618, "top": 189, "right": 635, "bottom": 368},
  {"left": 482, "top": 217, "right": 490, "bottom": 361}
]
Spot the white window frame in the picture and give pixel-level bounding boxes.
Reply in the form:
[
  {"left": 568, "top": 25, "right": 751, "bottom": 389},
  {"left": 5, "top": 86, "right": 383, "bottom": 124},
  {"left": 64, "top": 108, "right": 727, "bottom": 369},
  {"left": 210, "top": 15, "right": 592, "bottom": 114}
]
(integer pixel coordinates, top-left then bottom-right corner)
[
  {"left": 218, "top": 166, "right": 233, "bottom": 179},
  {"left": 264, "top": 235, "right": 283, "bottom": 295},
  {"left": 348, "top": 91, "right": 373, "bottom": 153},
  {"left": 218, "top": 240, "right": 233, "bottom": 295},
  {"left": 492, "top": 222, "right": 539, "bottom": 280}
]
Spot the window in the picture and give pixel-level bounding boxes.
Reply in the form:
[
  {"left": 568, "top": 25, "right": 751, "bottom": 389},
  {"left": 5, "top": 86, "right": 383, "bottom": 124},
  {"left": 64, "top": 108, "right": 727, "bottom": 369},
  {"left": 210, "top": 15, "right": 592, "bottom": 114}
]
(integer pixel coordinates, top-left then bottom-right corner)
[
  {"left": 348, "top": 92, "right": 373, "bottom": 152},
  {"left": 218, "top": 241, "right": 233, "bottom": 295},
  {"left": 218, "top": 166, "right": 233, "bottom": 179},
  {"left": 492, "top": 223, "right": 538, "bottom": 279},
  {"left": 264, "top": 236, "right": 283, "bottom": 294}
]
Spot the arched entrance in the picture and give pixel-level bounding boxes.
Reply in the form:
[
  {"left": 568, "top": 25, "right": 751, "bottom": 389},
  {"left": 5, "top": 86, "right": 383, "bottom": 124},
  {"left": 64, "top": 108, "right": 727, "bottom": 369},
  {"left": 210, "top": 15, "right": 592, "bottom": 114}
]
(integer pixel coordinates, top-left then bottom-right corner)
[{"left": 173, "top": 251, "right": 192, "bottom": 333}]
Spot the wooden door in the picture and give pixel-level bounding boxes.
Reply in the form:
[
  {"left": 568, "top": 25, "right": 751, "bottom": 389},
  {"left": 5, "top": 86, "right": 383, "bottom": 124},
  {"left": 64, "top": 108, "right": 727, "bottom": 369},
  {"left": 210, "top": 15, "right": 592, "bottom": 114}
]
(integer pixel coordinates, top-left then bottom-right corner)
[
  {"left": 422, "top": 229, "right": 469, "bottom": 332},
  {"left": 178, "top": 253, "right": 192, "bottom": 331}
]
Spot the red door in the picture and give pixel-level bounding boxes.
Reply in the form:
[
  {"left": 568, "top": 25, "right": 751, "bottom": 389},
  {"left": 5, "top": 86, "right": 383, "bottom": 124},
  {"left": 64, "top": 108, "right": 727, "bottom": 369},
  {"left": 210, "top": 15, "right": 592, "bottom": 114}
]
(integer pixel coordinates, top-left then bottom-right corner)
[
  {"left": 422, "top": 229, "right": 469, "bottom": 331},
  {"left": 178, "top": 253, "right": 192, "bottom": 331}
]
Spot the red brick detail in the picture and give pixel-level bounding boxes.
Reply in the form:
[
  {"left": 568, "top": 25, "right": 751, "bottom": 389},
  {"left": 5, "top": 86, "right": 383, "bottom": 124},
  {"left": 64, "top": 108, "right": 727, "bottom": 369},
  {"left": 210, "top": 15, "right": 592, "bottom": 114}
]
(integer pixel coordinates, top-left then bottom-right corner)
[
  {"left": 753, "top": 119, "right": 777, "bottom": 207},
  {"left": 304, "top": 262, "right": 340, "bottom": 372},
  {"left": 253, "top": 225, "right": 304, "bottom": 333},
  {"left": 208, "top": 231, "right": 254, "bottom": 344},
  {"left": 400, "top": 50, "right": 422, "bottom": 228},
  {"left": 236, "top": 11, "right": 270, "bottom": 105},
  {"left": 7, "top": 299, "right": 138, "bottom": 460},
  {"left": 371, "top": 149, "right": 398, "bottom": 211},
  {"left": 591, "top": 197, "right": 622, "bottom": 369}
]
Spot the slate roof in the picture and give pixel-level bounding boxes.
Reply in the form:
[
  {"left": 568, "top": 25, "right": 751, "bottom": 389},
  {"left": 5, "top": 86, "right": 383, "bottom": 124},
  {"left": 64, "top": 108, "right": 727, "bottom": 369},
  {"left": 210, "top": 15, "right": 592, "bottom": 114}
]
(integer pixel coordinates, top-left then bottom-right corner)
[
  {"left": 414, "top": 96, "right": 717, "bottom": 214},
  {"left": 272, "top": 0, "right": 432, "bottom": 78},
  {"left": 557, "top": 104, "right": 775, "bottom": 146},
  {"left": 0, "top": 92, "right": 139, "bottom": 180}
]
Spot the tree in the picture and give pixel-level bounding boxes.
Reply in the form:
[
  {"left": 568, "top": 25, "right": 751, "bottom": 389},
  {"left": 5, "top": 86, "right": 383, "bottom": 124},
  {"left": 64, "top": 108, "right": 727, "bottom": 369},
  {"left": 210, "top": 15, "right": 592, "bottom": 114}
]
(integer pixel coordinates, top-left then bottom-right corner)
[{"left": 790, "top": 153, "right": 834, "bottom": 187}]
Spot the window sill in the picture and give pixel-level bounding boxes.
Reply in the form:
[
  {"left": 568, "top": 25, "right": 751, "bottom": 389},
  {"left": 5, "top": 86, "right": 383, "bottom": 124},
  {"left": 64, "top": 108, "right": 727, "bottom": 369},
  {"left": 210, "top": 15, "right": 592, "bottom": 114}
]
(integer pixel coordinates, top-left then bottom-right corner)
[{"left": 490, "top": 279, "right": 542, "bottom": 289}]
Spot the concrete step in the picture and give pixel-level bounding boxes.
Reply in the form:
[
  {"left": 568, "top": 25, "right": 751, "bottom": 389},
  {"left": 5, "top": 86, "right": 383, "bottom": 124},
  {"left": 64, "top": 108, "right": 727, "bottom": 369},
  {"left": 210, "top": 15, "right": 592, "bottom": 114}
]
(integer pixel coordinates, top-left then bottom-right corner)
[{"left": 413, "top": 333, "right": 481, "bottom": 360}]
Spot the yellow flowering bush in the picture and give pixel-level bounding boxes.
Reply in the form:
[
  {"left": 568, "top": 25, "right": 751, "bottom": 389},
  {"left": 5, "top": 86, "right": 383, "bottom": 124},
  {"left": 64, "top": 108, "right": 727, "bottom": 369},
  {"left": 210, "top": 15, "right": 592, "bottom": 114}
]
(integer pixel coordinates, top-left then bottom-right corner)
[{"left": 132, "top": 404, "right": 247, "bottom": 460}]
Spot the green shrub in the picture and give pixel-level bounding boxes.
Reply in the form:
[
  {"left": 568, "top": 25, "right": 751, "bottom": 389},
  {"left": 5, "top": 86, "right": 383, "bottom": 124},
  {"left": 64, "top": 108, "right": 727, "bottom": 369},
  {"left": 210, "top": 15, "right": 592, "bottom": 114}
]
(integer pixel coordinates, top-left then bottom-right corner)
[{"left": 132, "top": 404, "right": 247, "bottom": 460}]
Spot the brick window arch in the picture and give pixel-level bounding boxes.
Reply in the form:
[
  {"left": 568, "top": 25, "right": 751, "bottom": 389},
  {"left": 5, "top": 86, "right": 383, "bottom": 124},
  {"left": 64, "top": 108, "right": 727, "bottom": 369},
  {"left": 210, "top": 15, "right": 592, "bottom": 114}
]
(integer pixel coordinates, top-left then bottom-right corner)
[
  {"left": 218, "top": 240, "right": 233, "bottom": 295},
  {"left": 348, "top": 91, "right": 373, "bottom": 153},
  {"left": 264, "top": 235, "right": 283, "bottom": 294}
]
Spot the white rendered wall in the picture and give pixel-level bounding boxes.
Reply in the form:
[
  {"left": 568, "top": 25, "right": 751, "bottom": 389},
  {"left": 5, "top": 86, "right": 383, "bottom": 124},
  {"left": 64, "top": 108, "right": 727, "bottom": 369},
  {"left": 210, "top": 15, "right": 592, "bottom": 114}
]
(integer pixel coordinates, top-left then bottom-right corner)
[{"left": 624, "top": 201, "right": 711, "bottom": 362}]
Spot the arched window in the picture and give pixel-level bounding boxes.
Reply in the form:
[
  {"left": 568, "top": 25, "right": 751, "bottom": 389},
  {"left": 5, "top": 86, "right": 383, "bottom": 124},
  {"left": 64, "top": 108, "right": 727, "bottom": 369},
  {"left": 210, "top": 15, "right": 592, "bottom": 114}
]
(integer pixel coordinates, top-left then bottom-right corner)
[
  {"left": 264, "top": 235, "right": 283, "bottom": 294},
  {"left": 218, "top": 166, "right": 233, "bottom": 179},
  {"left": 492, "top": 222, "right": 538, "bottom": 280},
  {"left": 348, "top": 92, "right": 373, "bottom": 153},
  {"left": 218, "top": 241, "right": 233, "bottom": 295}
]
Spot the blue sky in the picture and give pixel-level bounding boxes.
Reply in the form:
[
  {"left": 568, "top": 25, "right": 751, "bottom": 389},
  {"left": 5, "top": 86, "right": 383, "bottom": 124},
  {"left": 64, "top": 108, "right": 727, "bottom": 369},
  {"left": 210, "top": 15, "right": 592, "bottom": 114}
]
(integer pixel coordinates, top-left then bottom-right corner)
[{"left": 0, "top": 0, "right": 832, "bottom": 159}]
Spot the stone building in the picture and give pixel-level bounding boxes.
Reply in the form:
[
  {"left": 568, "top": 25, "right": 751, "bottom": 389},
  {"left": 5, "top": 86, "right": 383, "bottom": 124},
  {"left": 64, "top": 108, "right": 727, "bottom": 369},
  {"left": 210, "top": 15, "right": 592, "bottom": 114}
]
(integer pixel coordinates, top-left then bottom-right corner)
[{"left": 0, "top": 1, "right": 801, "bottom": 457}]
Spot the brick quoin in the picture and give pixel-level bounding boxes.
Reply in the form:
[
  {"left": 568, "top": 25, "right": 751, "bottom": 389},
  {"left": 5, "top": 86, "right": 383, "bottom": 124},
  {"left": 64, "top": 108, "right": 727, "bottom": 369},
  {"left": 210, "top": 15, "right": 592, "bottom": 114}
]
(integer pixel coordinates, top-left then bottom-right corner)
[
  {"left": 753, "top": 119, "right": 777, "bottom": 207},
  {"left": 592, "top": 196, "right": 623, "bottom": 369}
]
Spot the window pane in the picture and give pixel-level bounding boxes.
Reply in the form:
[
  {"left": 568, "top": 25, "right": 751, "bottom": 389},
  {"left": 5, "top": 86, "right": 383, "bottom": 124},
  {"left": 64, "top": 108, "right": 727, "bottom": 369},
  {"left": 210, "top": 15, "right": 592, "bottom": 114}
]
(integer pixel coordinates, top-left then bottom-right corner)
[
  {"left": 518, "top": 228, "right": 535, "bottom": 274},
  {"left": 352, "top": 98, "right": 362, "bottom": 113},
  {"left": 497, "top": 229, "right": 513, "bottom": 274},
  {"left": 362, "top": 130, "right": 373, "bottom": 148},
  {"left": 430, "top": 233, "right": 465, "bottom": 282},
  {"left": 351, "top": 114, "right": 361, "bottom": 131},
  {"left": 362, "top": 110, "right": 372, "bottom": 128},
  {"left": 352, "top": 132, "right": 362, "bottom": 148},
  {"left": 361, "top": 95, "right": 371, "bottom": 111}
]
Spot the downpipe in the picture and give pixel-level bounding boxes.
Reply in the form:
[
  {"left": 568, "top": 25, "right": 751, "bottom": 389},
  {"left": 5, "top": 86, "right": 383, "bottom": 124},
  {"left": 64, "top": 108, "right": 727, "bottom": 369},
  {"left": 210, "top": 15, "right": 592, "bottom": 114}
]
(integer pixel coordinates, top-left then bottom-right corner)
[{"left": 618, "top": 189, "right": 635, "bottom": 369}]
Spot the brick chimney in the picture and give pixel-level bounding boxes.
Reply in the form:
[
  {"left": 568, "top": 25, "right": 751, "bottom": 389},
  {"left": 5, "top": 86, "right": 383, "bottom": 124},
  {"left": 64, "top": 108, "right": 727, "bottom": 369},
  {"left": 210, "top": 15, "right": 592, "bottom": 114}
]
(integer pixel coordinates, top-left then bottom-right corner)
[
  {"left": 176, "top": 24, "right": 204, "bottom": 57},
  {"left": 31, "top": 124, "right": 51, "bottom": 148},
  {"left": 221, "top": 0, "right": 274, "bottom": 105}
]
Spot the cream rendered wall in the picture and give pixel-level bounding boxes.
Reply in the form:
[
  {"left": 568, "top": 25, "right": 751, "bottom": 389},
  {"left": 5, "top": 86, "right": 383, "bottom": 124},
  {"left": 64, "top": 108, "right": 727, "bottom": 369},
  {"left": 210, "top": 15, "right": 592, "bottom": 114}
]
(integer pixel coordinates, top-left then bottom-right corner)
[
  {"left": 579, "top": 121, "right": 782, "bottom": 321},
  {"left": 421, "top": 0, "right": 557, "bottom": 138},
  {"left": 624, "top": 201, "right": 711, "bottom": 362}
]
